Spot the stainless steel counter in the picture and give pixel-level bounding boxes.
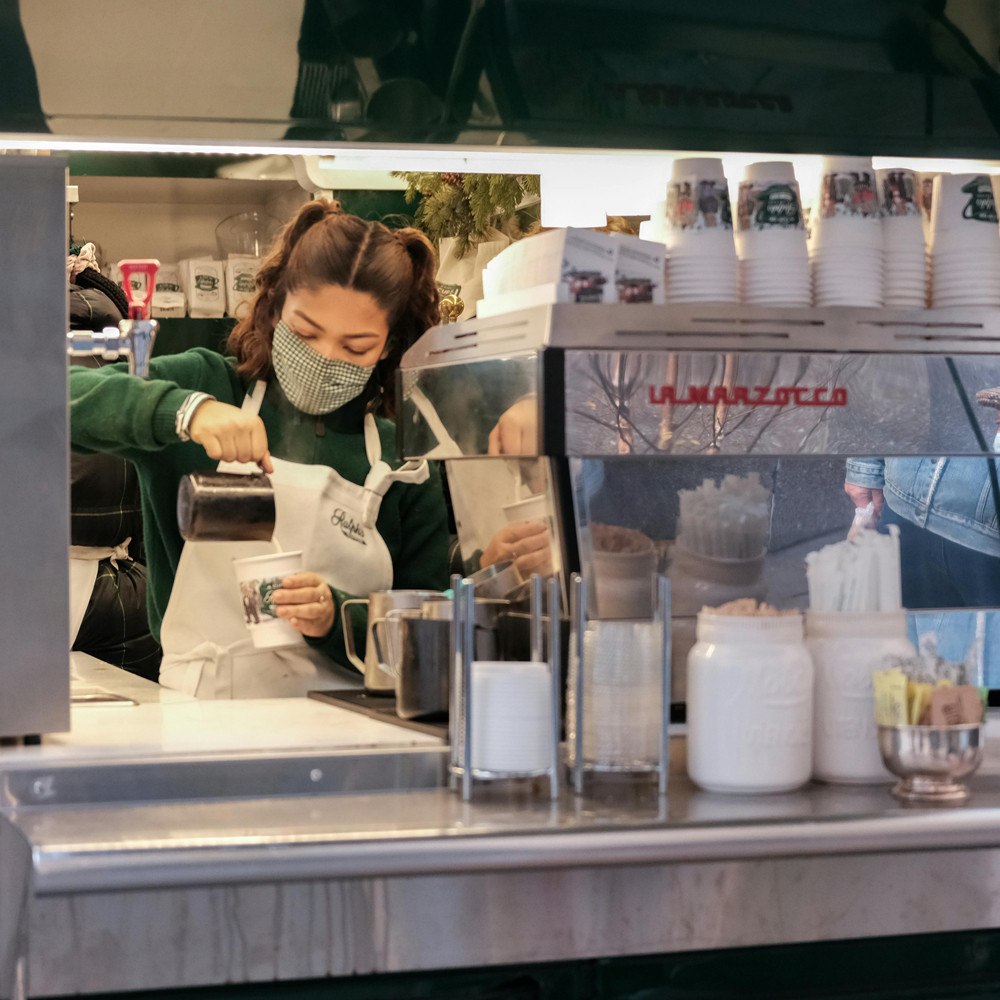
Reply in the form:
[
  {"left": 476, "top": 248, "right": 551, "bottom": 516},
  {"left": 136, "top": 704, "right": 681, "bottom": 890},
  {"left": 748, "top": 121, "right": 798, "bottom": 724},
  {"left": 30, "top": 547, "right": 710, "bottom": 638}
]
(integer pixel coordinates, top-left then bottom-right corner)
[
  {"left": 9, "top": 755, "right": 1000, "bottom": 895},
  {"left": 5, "top": 664, "right": 1000, "bottom": 996}
]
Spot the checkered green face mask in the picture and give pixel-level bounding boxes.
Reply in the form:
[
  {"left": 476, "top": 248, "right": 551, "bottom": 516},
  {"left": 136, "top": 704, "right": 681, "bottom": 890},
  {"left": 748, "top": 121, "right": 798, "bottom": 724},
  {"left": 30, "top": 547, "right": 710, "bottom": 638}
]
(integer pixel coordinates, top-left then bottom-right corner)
[{"left": 271, "top": 320, "right": 377, "bottom": 415}]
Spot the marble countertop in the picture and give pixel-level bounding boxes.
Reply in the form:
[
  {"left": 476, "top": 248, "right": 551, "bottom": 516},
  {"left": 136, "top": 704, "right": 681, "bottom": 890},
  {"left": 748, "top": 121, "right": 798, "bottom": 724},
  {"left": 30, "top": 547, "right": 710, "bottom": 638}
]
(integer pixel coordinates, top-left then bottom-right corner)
[{"left": 0, "top": 653, "right": 443, "bottom": 764}]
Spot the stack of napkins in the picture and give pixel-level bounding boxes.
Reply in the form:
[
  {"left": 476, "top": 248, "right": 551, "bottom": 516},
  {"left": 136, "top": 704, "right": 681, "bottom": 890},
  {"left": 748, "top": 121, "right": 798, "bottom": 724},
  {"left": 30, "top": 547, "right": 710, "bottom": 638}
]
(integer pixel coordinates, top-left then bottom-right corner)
[{"left": 477, "top": 228, "right": 665, "bottom": 318}]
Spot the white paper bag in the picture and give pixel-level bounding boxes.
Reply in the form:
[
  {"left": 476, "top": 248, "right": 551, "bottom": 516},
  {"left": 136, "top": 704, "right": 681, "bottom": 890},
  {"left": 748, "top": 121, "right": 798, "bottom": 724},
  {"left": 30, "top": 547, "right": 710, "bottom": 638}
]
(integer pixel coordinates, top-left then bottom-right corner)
[
  {"left": 185, "top": 258, "right": 226, "bottom": 318},
  {"left": 225, "top": 255, "right": 260, "bottom": 320}
]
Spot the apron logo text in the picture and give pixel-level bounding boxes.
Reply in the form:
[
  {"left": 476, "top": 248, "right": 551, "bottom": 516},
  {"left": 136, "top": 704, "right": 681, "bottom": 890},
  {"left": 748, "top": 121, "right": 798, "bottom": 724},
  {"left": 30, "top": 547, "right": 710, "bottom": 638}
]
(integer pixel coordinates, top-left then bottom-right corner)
[{"left": 331, "top": 507, "right": 367, "bottom": 544}]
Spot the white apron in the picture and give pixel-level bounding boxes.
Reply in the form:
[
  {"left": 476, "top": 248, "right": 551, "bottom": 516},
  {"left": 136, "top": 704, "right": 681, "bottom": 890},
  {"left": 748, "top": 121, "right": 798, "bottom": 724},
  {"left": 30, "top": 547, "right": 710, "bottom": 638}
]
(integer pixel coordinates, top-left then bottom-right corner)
[{"left": 157, "top": 381, "right": 430, "bottom": 699}]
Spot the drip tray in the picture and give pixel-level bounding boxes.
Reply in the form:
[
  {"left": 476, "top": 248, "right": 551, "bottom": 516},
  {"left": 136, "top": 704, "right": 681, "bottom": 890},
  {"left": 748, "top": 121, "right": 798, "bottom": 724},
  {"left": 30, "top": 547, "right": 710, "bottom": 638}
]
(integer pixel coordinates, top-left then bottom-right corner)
[{"left": 308, "top": 689, "right": 448, "bottom": 740}]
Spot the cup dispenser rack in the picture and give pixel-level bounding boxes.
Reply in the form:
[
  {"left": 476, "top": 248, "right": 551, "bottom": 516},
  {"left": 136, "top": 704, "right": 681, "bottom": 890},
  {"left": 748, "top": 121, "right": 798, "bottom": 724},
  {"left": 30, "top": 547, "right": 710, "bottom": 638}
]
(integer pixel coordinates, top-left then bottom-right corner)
[{"left": 450, "top": 574, "right": 562, "bottom": 801}]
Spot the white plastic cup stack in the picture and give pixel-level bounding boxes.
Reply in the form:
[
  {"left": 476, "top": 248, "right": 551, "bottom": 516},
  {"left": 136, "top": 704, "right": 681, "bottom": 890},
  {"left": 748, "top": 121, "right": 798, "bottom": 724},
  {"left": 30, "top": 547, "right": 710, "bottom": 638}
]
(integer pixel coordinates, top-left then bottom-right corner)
[
  {"left": 809, "top": 156, "right": 884, "bottom": 308},
  {"left": 735, "top": 161, "right": 810, "bottom": 307},
  {"left": 568, "top": 621, "right": 662, "bottom": 768},
  {"left": 877, "top": 168, "right": 928, "bottom": 309},
  {"left": 663, "top": 157, "right": 738, "bottom": 304},
  {"left": 927, "top": 173, "right": 1000, "bottom": 309}
]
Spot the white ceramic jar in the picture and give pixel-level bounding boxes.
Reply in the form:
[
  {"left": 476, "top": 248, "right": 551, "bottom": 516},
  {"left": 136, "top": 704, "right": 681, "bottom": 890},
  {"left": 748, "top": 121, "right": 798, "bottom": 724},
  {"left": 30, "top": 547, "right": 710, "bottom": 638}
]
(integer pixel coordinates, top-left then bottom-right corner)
[
  {"left": 806, "top": 610, "right": 916, "bottom": 784},
  {"left": 686, "top": 611, "right": 813, "bottom": 793}
]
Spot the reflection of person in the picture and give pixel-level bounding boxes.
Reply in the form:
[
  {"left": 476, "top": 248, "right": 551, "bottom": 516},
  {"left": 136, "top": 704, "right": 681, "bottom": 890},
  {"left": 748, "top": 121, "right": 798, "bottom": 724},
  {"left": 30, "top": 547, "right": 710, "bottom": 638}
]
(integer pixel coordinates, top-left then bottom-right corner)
[
  {"left": 480, "top": 394, "right": 555, "bottom": 581},
  {"left": 70, "top": 201, "right": 449, "bottom": 698},
  {"left": 844, "top": 391, "right": 1000, "bottom": 608},
  {"left": 69, "top": 264, "right": 161, "bottom": 681}
]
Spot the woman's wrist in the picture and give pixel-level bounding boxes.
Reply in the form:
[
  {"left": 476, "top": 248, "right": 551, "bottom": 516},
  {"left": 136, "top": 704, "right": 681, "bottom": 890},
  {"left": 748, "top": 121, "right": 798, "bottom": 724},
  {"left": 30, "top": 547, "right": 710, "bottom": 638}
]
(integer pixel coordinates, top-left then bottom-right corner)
[{"left": 175, "top": 392, "right": 215, "bottom": 442}]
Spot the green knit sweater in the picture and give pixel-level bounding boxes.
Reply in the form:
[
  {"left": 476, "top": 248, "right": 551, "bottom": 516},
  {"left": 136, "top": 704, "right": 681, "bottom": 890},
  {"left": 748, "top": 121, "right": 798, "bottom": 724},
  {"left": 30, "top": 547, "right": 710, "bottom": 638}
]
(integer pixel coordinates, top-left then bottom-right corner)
[{"left": 69, "top": 348, "right": 450, "bottom": 671}]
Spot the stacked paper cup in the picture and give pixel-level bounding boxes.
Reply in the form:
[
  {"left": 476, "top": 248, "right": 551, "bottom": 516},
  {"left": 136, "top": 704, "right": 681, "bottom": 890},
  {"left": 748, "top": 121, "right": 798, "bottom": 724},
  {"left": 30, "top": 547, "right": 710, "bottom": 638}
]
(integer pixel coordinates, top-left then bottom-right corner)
[
  {"left": 735, "top": 161, "right": 810, "bottom": 307},
  {"left": 878, "top": 168, "right": 928, "bottom": 309},
  {"left": 809, "top": 156, "right": 884, "bottom": 307},
  {"left": 927, "top": 173, "right": 1000, "bottom": 309},
  {"left": 663, "top": 157, "right": 738, "bottom": 304}
]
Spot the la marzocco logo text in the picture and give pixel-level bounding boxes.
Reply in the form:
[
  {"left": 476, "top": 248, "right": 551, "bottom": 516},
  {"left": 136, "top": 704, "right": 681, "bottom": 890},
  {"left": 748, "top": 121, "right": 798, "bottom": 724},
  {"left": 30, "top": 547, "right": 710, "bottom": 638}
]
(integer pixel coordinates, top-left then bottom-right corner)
[
  {"left": 331, "top": 508, "right": 366, "bottom": 544},
  {"left": 648, "top": 385, "right": 848, "bottom": 407}
]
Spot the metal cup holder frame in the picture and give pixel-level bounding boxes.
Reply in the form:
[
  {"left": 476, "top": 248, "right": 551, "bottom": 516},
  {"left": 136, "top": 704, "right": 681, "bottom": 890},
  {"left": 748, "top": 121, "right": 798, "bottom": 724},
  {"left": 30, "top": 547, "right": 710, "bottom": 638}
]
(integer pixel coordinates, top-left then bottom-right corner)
[{"left": 450, "top": 573, "right": 562, "bottom": 802}]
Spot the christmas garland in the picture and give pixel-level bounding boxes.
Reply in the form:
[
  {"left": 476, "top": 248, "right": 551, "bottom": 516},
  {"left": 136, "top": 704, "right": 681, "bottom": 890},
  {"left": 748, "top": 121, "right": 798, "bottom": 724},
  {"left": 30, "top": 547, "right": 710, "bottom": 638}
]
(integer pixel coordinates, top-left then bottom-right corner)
[{"left": 393, "top": 172, "right": 540, "bottom": 259}]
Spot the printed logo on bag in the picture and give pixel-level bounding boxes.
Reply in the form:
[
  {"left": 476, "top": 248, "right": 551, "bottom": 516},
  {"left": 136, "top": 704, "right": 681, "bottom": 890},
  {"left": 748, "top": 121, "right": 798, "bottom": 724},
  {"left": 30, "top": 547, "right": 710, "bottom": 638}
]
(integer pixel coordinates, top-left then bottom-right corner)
[
  {"left": 562, "top": 266, "right": 608, "bottom": 303},
  {"left": 961, "top": 176, "right": 998, "bottom": 223},
  {"left": 234, "top": 273, "right": 255, "bottom": 293},
  {"left": 437, "top": 281, "right": 462, "bottom": 297},
  {"left": 331, "top": 507, "right": 366, "bottom": 544},
  {"left": 737, "top": 182, "right": 802, "bottom": 231},
  {"left": 666, "top": 179, "right": 733, "bottom": 231},
  {"left": 820, "top": 170, "right": 879, "bottom": 220},
  {"left": 156, "top": 281, "right": 181, "bottom": 293},
  {"left": 195, "top": 274, "right": 220, "bottom": 292},
  {"left": 648, "top": 384, "right": 848, "bottom": 407}
]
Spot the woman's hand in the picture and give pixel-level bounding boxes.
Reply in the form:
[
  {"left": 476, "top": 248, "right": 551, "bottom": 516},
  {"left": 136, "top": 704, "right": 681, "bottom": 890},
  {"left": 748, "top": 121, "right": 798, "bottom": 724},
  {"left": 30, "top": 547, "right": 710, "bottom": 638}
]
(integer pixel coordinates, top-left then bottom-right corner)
[
  {"left": 844, "top": 482, "right": 884, "bottom": 520},
  {"left": 480, "top": 519, "right": 553, "bottom": 579},
  {"left": 488, "top": 395, "right": 538, "bottom": 456},
  {"left": 272, "top": 572, "right": 335, "bottom": 637},
  {"left": 188, "top": 400, "right": 274, "bottom": 473}
]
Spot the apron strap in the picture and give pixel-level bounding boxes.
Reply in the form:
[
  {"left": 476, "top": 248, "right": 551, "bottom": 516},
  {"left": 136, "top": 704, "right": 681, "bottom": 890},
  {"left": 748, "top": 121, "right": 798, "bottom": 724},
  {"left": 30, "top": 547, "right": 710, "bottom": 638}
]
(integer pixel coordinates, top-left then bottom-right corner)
[{"left": 359, "top": 413, "right": 431, "bottom": 524}]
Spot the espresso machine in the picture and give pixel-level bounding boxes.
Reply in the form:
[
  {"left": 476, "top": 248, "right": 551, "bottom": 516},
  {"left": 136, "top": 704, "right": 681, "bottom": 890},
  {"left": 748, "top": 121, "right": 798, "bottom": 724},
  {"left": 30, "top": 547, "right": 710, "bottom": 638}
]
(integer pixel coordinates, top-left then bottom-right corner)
[{"left": 399, "top": 301, "right": 1000, "bottom": 706}]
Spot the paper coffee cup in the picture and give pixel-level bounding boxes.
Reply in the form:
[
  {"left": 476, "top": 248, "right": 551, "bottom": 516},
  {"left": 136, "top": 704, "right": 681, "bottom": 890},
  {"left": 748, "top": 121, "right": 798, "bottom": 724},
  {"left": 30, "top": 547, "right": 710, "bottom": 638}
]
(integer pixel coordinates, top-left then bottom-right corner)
[
  {"left": 232, "top": 550, "right": 305, "bottom": 649},
  {"left": 502, "top": 492, "right": 549, "bottom": 524}
]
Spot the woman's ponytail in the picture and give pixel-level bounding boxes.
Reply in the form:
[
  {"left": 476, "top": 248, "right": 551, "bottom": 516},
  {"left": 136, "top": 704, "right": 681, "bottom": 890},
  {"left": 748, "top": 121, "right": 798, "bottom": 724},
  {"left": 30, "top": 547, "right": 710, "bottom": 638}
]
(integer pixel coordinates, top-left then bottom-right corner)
[
  {"left": 368, "top": 227, "right": 439, "bottom": 418},
  {"left": 396, "top": 227, "right": 440, "bottom": 344}
]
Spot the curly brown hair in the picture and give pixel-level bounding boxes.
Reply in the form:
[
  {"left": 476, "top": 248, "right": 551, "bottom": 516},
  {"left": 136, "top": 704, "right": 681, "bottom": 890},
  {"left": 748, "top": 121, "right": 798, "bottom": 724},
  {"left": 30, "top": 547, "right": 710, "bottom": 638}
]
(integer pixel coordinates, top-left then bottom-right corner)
[{"left": 226, "top": 199, "right": 439, "bottom": 414}]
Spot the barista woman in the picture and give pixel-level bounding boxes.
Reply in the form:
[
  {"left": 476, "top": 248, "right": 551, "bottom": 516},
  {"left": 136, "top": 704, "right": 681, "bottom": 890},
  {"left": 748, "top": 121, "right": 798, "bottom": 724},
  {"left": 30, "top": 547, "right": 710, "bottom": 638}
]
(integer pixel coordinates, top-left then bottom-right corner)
[{"left": 69, "top": 200, "right": 450, "bottom": 698}]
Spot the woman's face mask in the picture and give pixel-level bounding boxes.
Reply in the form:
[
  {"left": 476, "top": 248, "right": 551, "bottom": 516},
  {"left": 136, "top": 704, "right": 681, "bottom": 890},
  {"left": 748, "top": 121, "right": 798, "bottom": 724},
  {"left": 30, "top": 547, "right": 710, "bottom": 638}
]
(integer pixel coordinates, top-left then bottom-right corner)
[
  {"left": 271, "top": 320, "right": 376, "bottom": 415},
  {"left": 273, "top": 285, "right": 391, "bottom": 415}
]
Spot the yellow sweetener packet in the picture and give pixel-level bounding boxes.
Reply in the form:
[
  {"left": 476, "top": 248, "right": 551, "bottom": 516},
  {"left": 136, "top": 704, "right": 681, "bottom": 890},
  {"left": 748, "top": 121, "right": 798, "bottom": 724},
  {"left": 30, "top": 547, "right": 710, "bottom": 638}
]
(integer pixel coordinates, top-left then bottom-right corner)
[{"left": 873, "top": 668, "right": 908, "bottom": 725}]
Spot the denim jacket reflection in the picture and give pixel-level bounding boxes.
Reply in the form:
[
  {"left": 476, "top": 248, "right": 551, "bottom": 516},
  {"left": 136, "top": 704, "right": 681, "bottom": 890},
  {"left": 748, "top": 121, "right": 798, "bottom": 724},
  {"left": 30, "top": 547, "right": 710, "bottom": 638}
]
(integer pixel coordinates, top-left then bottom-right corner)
[{"left": 845, "top": 457, "right": 1000, "bottom": 559}]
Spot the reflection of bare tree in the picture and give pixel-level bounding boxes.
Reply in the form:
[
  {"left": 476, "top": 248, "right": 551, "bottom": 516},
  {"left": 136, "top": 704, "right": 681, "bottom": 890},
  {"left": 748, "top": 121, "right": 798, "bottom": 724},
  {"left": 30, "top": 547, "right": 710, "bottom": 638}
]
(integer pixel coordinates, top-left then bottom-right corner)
[
  {"left": 710, "top": 353, "right": 736, "bottom": 453},
  {"left": 575, "top": 352, "right": 658, "bottom": 454},
  {"left": 658, "top": 353, "right": 678, "bottom": 450}
]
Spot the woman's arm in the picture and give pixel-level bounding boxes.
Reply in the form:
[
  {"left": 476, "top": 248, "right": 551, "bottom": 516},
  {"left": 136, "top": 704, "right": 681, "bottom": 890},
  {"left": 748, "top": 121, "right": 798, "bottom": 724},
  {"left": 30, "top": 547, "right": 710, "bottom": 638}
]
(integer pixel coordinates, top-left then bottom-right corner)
[{"left": 69, "top": 349, "right": 242, "bottom": 459}]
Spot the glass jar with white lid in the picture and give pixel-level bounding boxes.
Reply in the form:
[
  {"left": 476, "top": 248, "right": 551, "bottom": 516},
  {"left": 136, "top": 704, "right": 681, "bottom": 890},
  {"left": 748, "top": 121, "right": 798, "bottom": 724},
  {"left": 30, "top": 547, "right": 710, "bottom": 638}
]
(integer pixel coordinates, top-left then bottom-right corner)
[
  {"left": 806, "top": 609, "right": 915, "bottom": 784},
  {"left": 686, "top": 610, "right": 814, "bottom": 793}
]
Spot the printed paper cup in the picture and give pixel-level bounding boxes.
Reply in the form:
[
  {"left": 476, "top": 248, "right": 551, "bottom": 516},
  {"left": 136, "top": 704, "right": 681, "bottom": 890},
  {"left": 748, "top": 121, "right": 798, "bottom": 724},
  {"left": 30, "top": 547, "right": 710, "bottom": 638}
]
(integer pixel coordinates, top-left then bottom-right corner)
[
  {"left": 664, "top": 157, "right": 736, "bottom": 259},
  {"left": 928, "top": 174, "right": 1000, "bottom": 253},
  {"left": 736, "top": 161, "right": 808, "bottom": 262},
  {"left": 232, "top": 550, "right": 305, "bottom": 649}
]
